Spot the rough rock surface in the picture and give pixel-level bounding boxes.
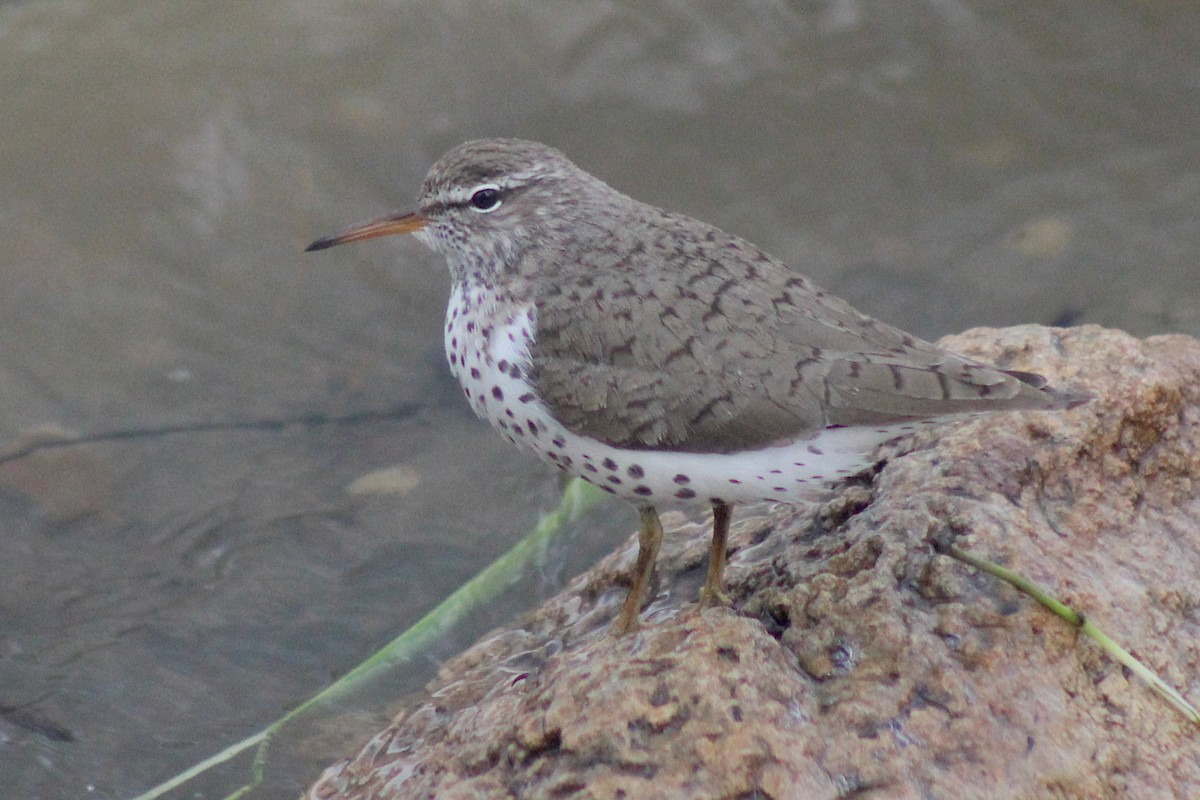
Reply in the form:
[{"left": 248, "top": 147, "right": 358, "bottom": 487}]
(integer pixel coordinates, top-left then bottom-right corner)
[{"left": 308, "top": 325, "right": 1200, "bottom": 800}]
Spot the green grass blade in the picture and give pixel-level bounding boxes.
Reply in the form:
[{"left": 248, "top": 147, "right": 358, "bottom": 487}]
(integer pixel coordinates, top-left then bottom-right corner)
[
  {"left": 948, "top": 543, "right": 1200, "bottom": 726},
  {"left": 129, "top": 478, "right": 608, "bottom": 800}
]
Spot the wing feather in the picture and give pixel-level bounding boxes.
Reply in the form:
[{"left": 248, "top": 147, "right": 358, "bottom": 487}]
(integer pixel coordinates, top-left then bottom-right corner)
[{"left": 524, "top": 206, "right": 1076, "bottom": 453}]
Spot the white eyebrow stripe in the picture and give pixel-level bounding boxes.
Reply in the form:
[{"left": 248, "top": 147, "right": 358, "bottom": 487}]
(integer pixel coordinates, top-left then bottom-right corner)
[
  {"left": 499, "top": 167, "right": 547, "bottom": 185},
  {"left": 435, "top": 166, "right": 558, "bottom": 206},
  {"left": 442, "top": 182, "right": 502, "bottom": 205}
]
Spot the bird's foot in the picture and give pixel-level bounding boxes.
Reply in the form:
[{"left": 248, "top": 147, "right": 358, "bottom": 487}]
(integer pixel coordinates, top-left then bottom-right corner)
[{"left": 698, "top": 581, "right": 731, "bottom": 607}]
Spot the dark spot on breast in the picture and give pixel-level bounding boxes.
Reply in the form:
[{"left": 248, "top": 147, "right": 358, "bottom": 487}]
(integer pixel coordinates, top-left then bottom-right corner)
[
  {"left": 552, "top": 436, "right": 566, "bottom": 448},
  {"left": 492, "top": 386, "right": 504, "bottom": 400},
  {"left": 519, "top": 392, "right": 535, "bottom": 403},
  {"left": 633, "top": 485, "right": 652, "bottom": 496},
  {"left": 527, "top": 420, "right": 539, "bottom": 436},
  {"left": 673, "top": 474, "right": 690, "bottom": 485},
  {"left": 627, "top": 464, "right": 644, "bottom": 478},
  {"left": 607, "top": 476, "right": 622, "bottom": 485},
  {"left": 675, "top": 488, "right": 696, "bottom": 499},
  {"left": 603, "top": 458, "right": 618, "bottom": 471},
  {"left": 470, "top": 367, "right": 481, "bottom": 380},
  {"left": 584, "top": 463, "right": 598, "bottom": 473},
  {"left": 497, "top": 359, "right": 508, "bottom": 372}
]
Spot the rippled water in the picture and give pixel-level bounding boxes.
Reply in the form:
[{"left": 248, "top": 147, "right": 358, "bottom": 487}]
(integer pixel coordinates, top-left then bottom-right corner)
[{"left": 2, "top": 2, "right": 1198, "bottom": 798}]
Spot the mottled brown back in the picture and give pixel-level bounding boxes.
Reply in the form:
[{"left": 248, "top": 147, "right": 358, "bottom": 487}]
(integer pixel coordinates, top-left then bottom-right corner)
[{"left": 525, "top": 201, "right": 1087, "bottom": 453}]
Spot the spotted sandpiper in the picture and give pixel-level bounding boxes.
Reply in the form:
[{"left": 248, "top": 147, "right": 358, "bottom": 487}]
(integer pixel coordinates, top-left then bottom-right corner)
[{"left": 307, "top": 138, "right": 1089, "bottom": 634}]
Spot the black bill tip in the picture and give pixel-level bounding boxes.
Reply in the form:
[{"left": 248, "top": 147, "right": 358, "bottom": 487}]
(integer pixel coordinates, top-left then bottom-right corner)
[{"left": 304, "top": 236, "right": 338, "bottom": 253}]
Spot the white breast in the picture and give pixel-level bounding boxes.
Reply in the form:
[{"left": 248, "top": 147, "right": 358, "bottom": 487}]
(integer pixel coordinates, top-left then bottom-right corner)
[
  {"left": 443, "top": 283, "right": 927, "bottom": 507},
  {"left": 444, "top": 284, "right": 541, "bottom": 437}
]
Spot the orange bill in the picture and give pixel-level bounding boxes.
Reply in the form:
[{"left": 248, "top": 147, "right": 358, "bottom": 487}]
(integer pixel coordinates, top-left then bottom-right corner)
[{"left": 305, "top": 210, "right": 428, "bottom": 252}]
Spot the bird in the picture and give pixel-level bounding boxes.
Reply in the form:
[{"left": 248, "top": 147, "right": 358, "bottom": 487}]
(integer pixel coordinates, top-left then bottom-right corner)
[{"left": 306, "top": 138, "right": 1089, "bottom": 634}]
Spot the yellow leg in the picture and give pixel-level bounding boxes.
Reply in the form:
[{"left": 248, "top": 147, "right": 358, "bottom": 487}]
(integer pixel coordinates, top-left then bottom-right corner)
[
  {"left": 699, "top": 500, "right": 732, "bottom": 606},
  {"left": 613, "top": 506, "right": 664, "bottom": 635}
]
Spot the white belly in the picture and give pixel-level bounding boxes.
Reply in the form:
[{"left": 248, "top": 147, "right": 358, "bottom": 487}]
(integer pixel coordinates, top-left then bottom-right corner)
[{"left": 444, "top": 285, "right": 924, "bottom": 507}]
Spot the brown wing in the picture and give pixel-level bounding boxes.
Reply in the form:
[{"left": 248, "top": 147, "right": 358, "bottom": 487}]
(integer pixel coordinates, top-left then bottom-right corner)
[{"left": 526, "top": 209, "right": 1083, "bottom": 454}]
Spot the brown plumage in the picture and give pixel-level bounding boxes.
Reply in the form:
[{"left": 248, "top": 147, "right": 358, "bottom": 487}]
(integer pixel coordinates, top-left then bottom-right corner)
[
  {"left": 523, "top": 199, "right": 1086, "bottom": 453},
  {"left": 308, "top": 138, "right": 1090, "bottom": 633}
]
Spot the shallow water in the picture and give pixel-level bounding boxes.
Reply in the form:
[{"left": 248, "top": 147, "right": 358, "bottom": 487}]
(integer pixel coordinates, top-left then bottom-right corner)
[{"left": 2, "top": 2, "right": 1198, "bottom": 798}]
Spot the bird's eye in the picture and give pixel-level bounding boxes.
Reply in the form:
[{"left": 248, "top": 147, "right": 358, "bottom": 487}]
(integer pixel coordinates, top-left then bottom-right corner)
[{"left": 468, "top": 184, "right": 502, "bottom": 213}]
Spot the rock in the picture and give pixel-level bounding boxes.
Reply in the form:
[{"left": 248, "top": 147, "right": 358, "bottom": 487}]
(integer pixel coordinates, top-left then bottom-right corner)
[{"left": 307, "top": 325, "right": 1200, "bottom": 800}]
